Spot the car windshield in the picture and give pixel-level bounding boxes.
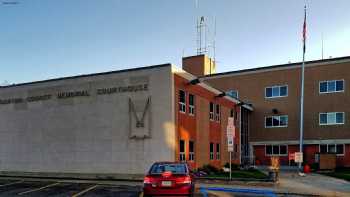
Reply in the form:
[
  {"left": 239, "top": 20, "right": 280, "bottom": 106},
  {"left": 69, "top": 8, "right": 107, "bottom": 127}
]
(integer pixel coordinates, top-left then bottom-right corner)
[{"left": 150, "top": 163, "right": 187, "bottom": 174}]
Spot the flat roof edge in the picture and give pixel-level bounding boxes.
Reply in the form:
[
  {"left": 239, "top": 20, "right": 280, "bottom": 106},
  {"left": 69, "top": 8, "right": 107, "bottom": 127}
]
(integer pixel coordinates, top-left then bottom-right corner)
[
  {"left": 202, "top": 56, "right": 350, "bottom": 79},
  {"left": 0, "top": 63, "right": 171, "bottom": 89}
]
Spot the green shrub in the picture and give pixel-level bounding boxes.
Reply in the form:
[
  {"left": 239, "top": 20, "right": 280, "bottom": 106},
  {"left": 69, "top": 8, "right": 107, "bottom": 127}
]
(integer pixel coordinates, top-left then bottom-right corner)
[
  {"left": 198, "top": 164, "right": 219, "bottom": 175},
  {"left": 223, "top": 162, "right": 239, "bottom": 170}
]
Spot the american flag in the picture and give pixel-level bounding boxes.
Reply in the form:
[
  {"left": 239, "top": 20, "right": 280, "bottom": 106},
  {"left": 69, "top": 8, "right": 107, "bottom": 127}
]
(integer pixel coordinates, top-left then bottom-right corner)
[{"left": 303, "top": 6, "right": 307, "bottom": 54}]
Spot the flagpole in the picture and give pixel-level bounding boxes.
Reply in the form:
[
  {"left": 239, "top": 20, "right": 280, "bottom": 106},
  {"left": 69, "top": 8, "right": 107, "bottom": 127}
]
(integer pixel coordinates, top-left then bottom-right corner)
[{"left": 299, "top": 5, "right": 307, "bottom": 171}]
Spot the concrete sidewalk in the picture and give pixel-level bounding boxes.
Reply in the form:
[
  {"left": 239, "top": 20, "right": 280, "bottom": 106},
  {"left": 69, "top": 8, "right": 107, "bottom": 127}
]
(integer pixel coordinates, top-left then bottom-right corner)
[
  {"left": 198, "top": 170, "right": 350, "bottom": 196},
  {"left": 277, "top": 171, "right": 350, "bottom": 197}
]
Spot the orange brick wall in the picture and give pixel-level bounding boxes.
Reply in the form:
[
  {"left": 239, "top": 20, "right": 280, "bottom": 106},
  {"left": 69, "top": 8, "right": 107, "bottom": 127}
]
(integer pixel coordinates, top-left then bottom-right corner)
[{"left": 174, "top": 74, "right": 239, "bottom": 169}]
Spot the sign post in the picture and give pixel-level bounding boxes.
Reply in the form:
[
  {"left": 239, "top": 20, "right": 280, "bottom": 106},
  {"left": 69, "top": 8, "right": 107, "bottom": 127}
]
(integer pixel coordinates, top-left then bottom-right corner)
[{"left": 226, "top": 117, "right": 235, "bottom": 180}]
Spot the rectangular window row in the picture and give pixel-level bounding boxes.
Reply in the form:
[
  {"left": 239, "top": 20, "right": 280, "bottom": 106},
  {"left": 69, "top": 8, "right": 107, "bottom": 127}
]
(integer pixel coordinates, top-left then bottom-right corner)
[
  {"left": 178, "top": 90, "right": 195, "bottom": 116},
  {"left": 265, "top": 79, "right": 345, "bottom": 99},
  {"left": 265, "top": 85, "right": 288, "bottom": 98},
  {"left": 209, "top": 142, "right": 221, "bottom": 160},
  {"left": 320, "top": 144, "right": 344, "bottom": 155},
  {"left": 265, "top": 145, "right": 288, "bottom": 156},
  {"left": 265, "top": 115, "right": 288, "bottom": 128},
  {"left": 265, "top": 144, "right": 345, "bottom": 156},
  {"left": 179, "top": 140, "right": 195, "bottom": 162},
  {"left": 265, "top": 112, "right": 345, "bottom": 128},
  {"left": 320, "top": 80, "right": 344, "bottom": 93},
  {"left": 209, "top": 102, "right": 220, "bottom": 122},
  {"left": 319, "top": 112, "right": 345, "bottom": 125}
]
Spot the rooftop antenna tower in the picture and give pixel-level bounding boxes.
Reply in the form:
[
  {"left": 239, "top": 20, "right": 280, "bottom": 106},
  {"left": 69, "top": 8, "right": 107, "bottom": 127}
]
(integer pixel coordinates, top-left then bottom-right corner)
[{"left": 197, "top": 16, "right": 208, "bottom": 55}]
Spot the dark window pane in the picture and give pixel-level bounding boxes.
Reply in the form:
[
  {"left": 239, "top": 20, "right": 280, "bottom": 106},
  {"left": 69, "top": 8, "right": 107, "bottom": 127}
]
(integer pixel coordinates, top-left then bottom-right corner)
[
  {"left": 272, "top": 87, "right": 280, "bottom": 97},
  {"left": 336, "top": 80, "right": 344, "bottom": 91},
  {"left": 266, "top": 145, "right": 272, "bottom": 155},
  {"left": 210, "top": 143, "right": 214, "bottom": 152},
  {"left": 216, "top": 104, "right": 220, "bottom": 114},
  {"left": 280, "top": 86, "right": 287, "bottom": 96},
  {"left": 227, "top": 90, "right": 238, "bottom": 99},
  {"left": 280, "top": 116, "right": 288, "bottom": 126},
  {"left": 210, "top": 102, "right": 214, "bottom": 112},
  {"left": 280, "top": 145, "right": 287, "bottom": 155},
  {"left": 179, "top": 90, "right": 185, "bottom": 103},
  {"left": 216, "top": 144, "right": 220, "bottom": 153},
  {"left": 336, "top": 144, "right": 344, "bottom": 154},
  {"left": 320, "top": 82, "right": 327, "bottom": 93},
  {"left": 266, "top": 88, "right": 272, "bottom": 97},
  {"left": 266, "top": 117, "right": 273, "bottom": 127},
  {"left": 329, "top": 144, "right": 336, "bottom": 153},
  {"left": 189, "top": 94, "right": 194, "bottom": 106},
  {"left": 273, "top": 116, "right": 280, "bottom": 126},
  {"left": 328, "top": 81, "right": 336, "bottom": 92},
  {"left": 320, "top": 113, "right": 327, "bottom": 124},
  {"left": 272, "top": 145, "right": 279, "bottom": 155},
  {"left": 230, "top": 109, "right": 234, "bottom": 117},
  {"left": 336, "top": 113, "right": 344, "bottom": 124},
  {"left": 189, "top": 141, "right": 194, "bottom": 152},
  {"left": 180, "top": 140, "right": 185, "bottom": 152},
  {"left": 320, "top": 144, "right": 327, "bottom": 153}
]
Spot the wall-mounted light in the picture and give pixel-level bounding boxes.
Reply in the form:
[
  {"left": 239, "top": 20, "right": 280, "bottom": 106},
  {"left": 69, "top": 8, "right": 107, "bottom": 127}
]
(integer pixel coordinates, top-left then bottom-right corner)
[
  {"left": 215, "top": 92, "right": 226, "bottom": 98},
  {"left": 188, "top": 78, "right": 200, "bottom": 85}
]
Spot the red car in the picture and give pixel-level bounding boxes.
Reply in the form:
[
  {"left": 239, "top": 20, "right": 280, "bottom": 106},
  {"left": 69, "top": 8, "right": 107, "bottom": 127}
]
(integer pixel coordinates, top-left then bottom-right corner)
[{"left": 143, "top": 162, "right": 195, "bottom": 196}]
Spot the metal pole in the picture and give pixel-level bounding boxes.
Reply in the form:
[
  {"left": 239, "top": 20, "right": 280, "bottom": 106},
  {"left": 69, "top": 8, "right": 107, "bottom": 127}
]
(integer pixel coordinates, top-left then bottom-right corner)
[
  {"left": 229, "top": 152, "right": 232, "bottom": 180},
  {"left": 299, "top": 6, "right": 307, "bottom": 171}
]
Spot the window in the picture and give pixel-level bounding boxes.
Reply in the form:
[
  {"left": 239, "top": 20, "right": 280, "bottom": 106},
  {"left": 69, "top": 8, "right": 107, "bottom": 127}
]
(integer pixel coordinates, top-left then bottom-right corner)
[
  {"left": 319, "top": 144, "right": 344, "bottom": 155},
  {"left": 265, "top": 85, "right": 288, "bottom": 98},
  {"left": 210, "top": 143, "right": 214, "bottom": 160},
  {"left": 227, "top": 90, "right": 239, "bottom": 99},
  {"left": 216, "top": 144, "right": 220, "bottom": 160},
  {"left": 265, "top": 145, "right": 288, "bottom": 156},
  {"left": 215, "top": 104, "right": 220, "bottom": 122},
  {"left": 320, "top": 80, "right": 344, "bottom": 93},
  {"left": 209, "top": 102, "right": 214, "bottom": 121},
  {"left": 179, "top": 140, "right": 186, "bottom": 161},
  {"left": 189, "top": 141, "right": 194, "bottom": 161},
  {"left": 230, "top": 109, "right": 234, "bottom": 117},
  {"left": 265, "top": 115, "right": 288, "bottom": 128},
  {"left": 188, "top": 94, "right": 195, "bottom": 115},
  {"left": 319, "top": 112, "right": 345, "bottom": 125},
  {"left": 179, "top": 90, "right": 186, "bottom": 113}
]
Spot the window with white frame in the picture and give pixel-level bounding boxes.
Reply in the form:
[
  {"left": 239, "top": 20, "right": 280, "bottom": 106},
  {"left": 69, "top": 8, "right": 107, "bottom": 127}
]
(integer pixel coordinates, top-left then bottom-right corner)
[
  {"left": 189, "top": 141, "right": 195, "bottom": 161},
  {"left": 265, "top": 85, "right": 288, "bottom": 98},
  {"left": 189, "top": 94, "right": 195, "bottom": 115},
  {"left": 226, "top": 90, "right": 239, "bottom": 99},
  {"left": 265, "top": 115, "right": 288, "bottom": 128},
  {"left": 179, "top": 140, "right": 186, "bottom": 161},
  {"left": 210, "top": 143, "right": 214, "bottom": 160},
  {"left": 215, "top": 104, "right": 220, "bottom": 122},
  {"left": 179, "top": 90, "right": 186, "bottom": 113},
  {"left": 319, "top": 144, "right": 344, "bottom": 155},
  {"left": 265, "top": 145, "right": 288, "bottom": 156},
  {"left": 216, "top": 143, "right": 220, "bottom": 160},
  {"left": 209, "top": 102, "right": 214, "bottom": 121},
  {"left": 319, "top": 112, "right": 345, "bottom": 125},
  {"left": 319, "top": 80, "right": 344, "bottom": 93}
]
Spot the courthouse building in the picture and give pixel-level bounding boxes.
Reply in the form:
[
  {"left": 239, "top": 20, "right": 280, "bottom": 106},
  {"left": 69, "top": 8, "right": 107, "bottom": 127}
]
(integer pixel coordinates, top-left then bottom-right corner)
[
  {"left": 0, "top": 63, "right": 251, "bottom": 178},
  {"left": 193, "top": 55, "right": 350, "bottom": 167}
]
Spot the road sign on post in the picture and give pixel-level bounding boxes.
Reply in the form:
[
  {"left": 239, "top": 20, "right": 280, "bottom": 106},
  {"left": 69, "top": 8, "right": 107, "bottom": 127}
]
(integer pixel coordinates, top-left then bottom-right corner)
[
  {"left": 295, "top": 152, "right": 303, "bottom": 163},
  {"left": 226, "top": 117, "right": 235, "bottom": 181}
]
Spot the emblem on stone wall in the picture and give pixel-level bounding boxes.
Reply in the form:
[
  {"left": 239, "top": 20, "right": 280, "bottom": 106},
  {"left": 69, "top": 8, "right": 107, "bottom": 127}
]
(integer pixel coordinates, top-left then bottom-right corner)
[{"left": 129, "top": 97, "right": 151, "bottom": 139}]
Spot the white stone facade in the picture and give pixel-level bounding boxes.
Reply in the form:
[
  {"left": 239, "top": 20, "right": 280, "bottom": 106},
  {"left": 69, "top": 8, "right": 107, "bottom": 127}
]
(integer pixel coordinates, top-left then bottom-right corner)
[{"left": 0, "top": 64, "right": 175, "bottom": 176}]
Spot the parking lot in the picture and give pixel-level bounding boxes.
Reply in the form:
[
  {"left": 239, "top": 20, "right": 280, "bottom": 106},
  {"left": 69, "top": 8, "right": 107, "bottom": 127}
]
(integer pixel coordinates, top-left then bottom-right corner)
[{"left": 0, "top": 179, "right": 142, "bottom": 197}]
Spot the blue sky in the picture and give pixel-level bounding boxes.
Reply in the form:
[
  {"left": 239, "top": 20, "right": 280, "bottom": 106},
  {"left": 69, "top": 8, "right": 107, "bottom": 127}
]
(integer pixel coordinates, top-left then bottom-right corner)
[{"left": 1, "top": 0, "right": 349, "bottom": 84}]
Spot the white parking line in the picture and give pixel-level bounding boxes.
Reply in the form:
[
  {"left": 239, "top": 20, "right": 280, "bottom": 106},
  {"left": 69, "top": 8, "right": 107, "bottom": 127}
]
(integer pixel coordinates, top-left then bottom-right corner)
[
  {"left": 18, "top": 182, "right": 60, "bottom": 195},
  {"left": 71, "top": 185, "right": 99, "bottom": 197},
  {"left": 0, "top": 180, "right": 23, "bottom": 187}
]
